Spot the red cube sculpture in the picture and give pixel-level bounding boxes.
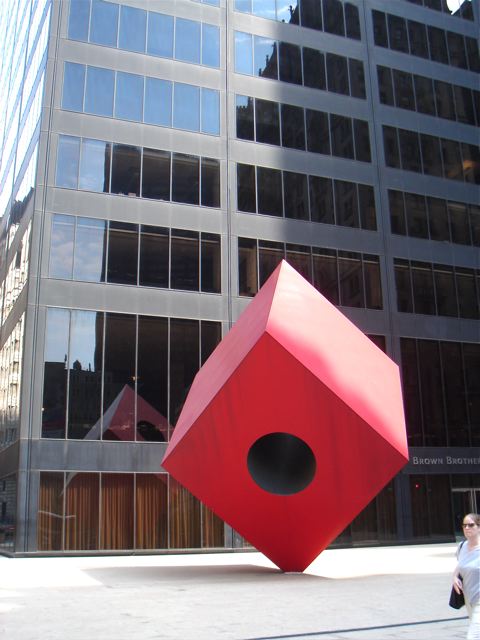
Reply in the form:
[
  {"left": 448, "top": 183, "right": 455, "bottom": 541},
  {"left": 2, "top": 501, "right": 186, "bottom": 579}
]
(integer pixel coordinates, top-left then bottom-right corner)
[{"left": 162, "top": 260, "right": 408, "bottom": 572}]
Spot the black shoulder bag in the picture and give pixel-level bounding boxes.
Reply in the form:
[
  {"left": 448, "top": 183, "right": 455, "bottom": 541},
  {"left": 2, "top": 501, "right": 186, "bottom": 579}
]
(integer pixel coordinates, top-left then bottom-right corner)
[{"left": 449, "top": 541, "right": 465, "bottom": 609}]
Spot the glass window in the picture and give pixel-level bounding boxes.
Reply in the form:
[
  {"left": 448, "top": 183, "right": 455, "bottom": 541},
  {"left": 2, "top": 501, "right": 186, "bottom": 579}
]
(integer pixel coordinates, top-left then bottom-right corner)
[
  {"left": 331, "top": 115, "right": 354, "bottom": 159},
  {"left": 405, "top": 193, "right": 428, "bottom": 238},
  {"left": 252, "top": 0, "right": 276, "bottom": 20},
  {"left": 383, "top": 126, "right": 399, "bottom": 168},
  {"left": 345, "top": 3, "right": 361, "bottom": 40},
  {"left": 389, "top": 190, "right": 406, "bottom": 235},
  {"left": 441, "top": 342, "right": 468, "bottom": 446},
  {"left": 56, "top": 135, "right": 80, "bottom": 188},
  {"left": 144, "top": 78, "right": 172, "bottom": 127},
  {"left": 448, "top": 202, "right": 470, "bottom": 245},
  {"left": 171, "top": 230, "right": 199, "bottom": 291},
  {"left": 358, "top": 184, "right": 376, "bottom": 231},
  {"left": 388, "top": 14, "right": 408, "bottom": 53},
  {"left": 62, "top": 62, "right": 85, "bottom": 111},
  {"left": 110, "top": 144, "right": 141, "bottom": 196},
  {"left": 115, "top": 72, "right": 144, "bottom": 122},
  {"left": 354, "top": 120, "right": 371, "bottom": 163},
  {"left": 323, "top": 0, "right": 344, "bottom": 36},
  {"left": 139, "top": 226, "right": 169, "bottom": 289},
  {"left": 85, "top": 66, "right": 114, "bottom": 117},
  {"left": 400, "top": 339, "right": 422, "bottom": 445},
  {"left": 169, "top": 479, "right": 201, "bottom": 548},
  {"left": 338, "top": 251, "right": 364, "bottom": 308},
  {"left": 441, "top": 139, "right": 463, "bottom": 181},
  {"left": 100, "top": 474, "right": 134, "bottom": 547},
  {"left": 372, "top": 10, "right": 388, "bottom": 48},
  {"left": 408, "top": 20, "right": 429, "bottom": 58},
  {"left": 414, "top": 75, "right": 435, "bottom": 115},
  {"left": 447, "top": 31, "right": 467, "bottom": 69},
  {"left": 172, "top": 153, "right": 200, "bottom": 205},
  {"left": 118, "top": 5, "right": 146, "bottom": 53},
  {"left": 434, "top": 80, "right": 455, "bottom": 120},
  {"left": 50, "top": 214, "right": 74, "bottom": 279},
  {"left": 259, "top": 241, "right": 284, "bottom": 287},
  {"left": 454, "top": 86, "right": 475, "bottom": 125},
  {"left": 147, "top": 12, "right": 174, "bottom": 58},
  {"left": 237, "top": 163, "right": 256, "bottom": 212},
  {"left": 74, "top": 217, "right": 106, "bottom": 282},
  {"left": 417, "top": 341, "right": 446, "bottom": 445},
  {"left": 107, "top": 222, "right": 138, "bottom": 286},
  {"left": 38, "top": 472, "right": 64, "bottom": 548},
  {"left": 470, "top": 205, "right": 480, "bottom": 246},
  {"left": 257, "top": 167, "right": 282, "bottom": 216},
  {"left": 236, "top": 0, "right": 252, "bottom": 11},
  {"left": 175, "top": 18, "right": 201, "bottom": 64},
  {"left": 68, "top": 311, "right": 103, "bottom": 440},
  {"left": 90, "top": 0, "right": 119, "bottom": 47},
  {"left": 236, "top": 95, "right": 254, "bottom": 141},
  {"left": 300, "top": 0, "right": 323, "bottom": 30},
  {"left": 277, "top": 0, "right": 300, "bottom": 24},
  {"left": 283, "top": 171, "right": 308, "bottom": 220},
  {"left": 64, "top": 474, "right": 99, "bottom": 549},
  {"left": 335, "top": 180, "right": 359, "bottom": 227},
  {"left": 349, "top": 59, "right": 365, "bottom": 99},
  {"left": 238, "top": 238, "right": 257, "bottom": 296},
  {"left": 364, "top": 255, "right": 382, "bottom": 310},
  {"left": 428, "top": 26, "right": 448, "bottom": 64},
  {"left": 280, "top": 104, "right": 305, "bottom": 150},
  {"left": 79, "top": 138, "right": 111, "bottom": 193},
  {"left": 461, "top": 144, "right": 480, "bottom": 185},
  {"left": 466, "top": 37, "right": 480, "bottom": 73},
  {"left": 306, "top": 110, "right": 330, "bottom": 155},
  {"left": 456, "top": 268, "right": 479, "bottom": 319},
  {"left": 42, "top": 308, "right": 69, "bottom": 438},
  {"left": 255, "top": 99, "right": 280, "bottom": 145},
  {"left": 137, "top": 318, "right": 168, "bottom": 441},
  {"left": 68, "top": 0, "right": 90, "bottom": 41},
  {"left": 201, "top": 234, "right": 221, "bottom": 293},
  {"left": 102, "top": 314, "right": 136, "bottom": 440},
  {"left": 279, "top": 42, "right": 302, "bottom": 85},
  {"left": 202, "top": 24, "right": 220, "bottom": 68},
  {"left": 201, "top": 89, "right": 220, "bottom": 135},
  {"left": 201, "top": 158, "right": 220, "bottom": 208},
  {"left": 327, "top": 54, "right": 349, "bottom": 95},
  {"left": 173, "top": 84, "right": 200, "bottom": 132},
  {"left": 303, "top": 48, "right": 325, "bottom": 90},
  {"left": 235, "top": 32, "right": 253, "bottom": 75},
  {"left": 393, "top": 70, "right": 415, "bottom": 110},
  {"left": 170, "top": 320, "right": 200, "bottom": 428},
  {"left": 434, "top": 265, "right": 457, "bottom": 317},
  {"left": 254, "top": 36, "right": 278, "bottom": 80},
  {"left": 141, "top": 148, "right": 171, "bottom": 201},
  {"left": 420, "top": 134, "right": 443, "bottom": 177},
  {"left": 309, "top": 176, "right": 334, "bottom": 224},
  {"left": 411, "top": 262, "right": 435, "bottom": 314},
  {"left": 395, "top": 260, "right": 413, "bottom": 313},
  {"left": 313, "top": 248, "right": 338, "bottom": 303},
  {"left": 399, "top": 129, "right": 421, "bottom": 173},
  {"left": 427, "top": 196, "right": 450, "bottom": 242},
  {"left": 377, "top": 66, "right": 394, "bottom": 105},
  {"left": 286, "top": 244, "right": 311, "bottom": 281}
]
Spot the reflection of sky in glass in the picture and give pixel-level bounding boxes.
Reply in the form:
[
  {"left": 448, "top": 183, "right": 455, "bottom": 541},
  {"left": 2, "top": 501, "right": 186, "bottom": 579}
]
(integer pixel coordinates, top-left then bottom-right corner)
[
  {"left": 254, "top": 36, "right": 277, "bottom": 77},
  {"left": 50, "top": 215, "right": 74, "bottom": 279},
  {"left": 70, "top": 311, "right": 100, "bottom": 372},
  {"left": 276, "top": 0, "right": 298, "bottom": 22},
  {"left": 147, "top": 13, "right": 173, "bottom": 58},
  {"left": 144, "top": 78, "right": 172, "bottom": 127},
  {"left": 173, "top": 84, "right": 200, "bottom": 131},
  {"left": 175, "top": 18, "right": 201, "bottom": 64},
  {"left": 73, "top": 218, "right": 106, "bottom": 282},
  {"left": 79, "top": 139, "right": 109, "bottom": 192},
  {"left": 235, "top": 32, "right": 253, "bottom": 75},
  {"left": 45, "top": 308, "right": 69, "bottom": 363},
  {"left": 115, "top": 72, "right": 144, "bottom": 122},
  {"left": 252, "top": 0, "right": 276, "bottom": 20},
  {"left": 202, "top": 24, "right": 220, "bottom": 68},
  {"left": 201, "top": 89, "right": 220, "bottom": 135}
]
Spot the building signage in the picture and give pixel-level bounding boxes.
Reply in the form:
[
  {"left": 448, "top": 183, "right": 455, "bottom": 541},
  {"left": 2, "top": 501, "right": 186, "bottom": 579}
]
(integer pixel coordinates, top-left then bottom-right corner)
[{"left": 403, "top": 448, "right": 480, "bottom": 474}]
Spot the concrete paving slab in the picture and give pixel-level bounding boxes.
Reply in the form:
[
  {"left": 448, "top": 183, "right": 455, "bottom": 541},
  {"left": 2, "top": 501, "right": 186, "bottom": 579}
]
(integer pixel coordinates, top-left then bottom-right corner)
[{"left": 0, "top": 544, "right": 469, "bottom": 640}]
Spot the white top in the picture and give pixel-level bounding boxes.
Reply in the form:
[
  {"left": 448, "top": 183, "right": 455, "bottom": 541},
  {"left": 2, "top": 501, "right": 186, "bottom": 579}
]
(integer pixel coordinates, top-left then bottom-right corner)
[{"left": 457, "top": 542, "right": 480, "bottom": 606}]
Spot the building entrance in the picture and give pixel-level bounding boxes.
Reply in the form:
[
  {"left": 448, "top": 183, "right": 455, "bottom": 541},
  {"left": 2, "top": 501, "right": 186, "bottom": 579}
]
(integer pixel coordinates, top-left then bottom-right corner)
[{"left": 452, "top": 489, "right": 480, "bottom": 538}]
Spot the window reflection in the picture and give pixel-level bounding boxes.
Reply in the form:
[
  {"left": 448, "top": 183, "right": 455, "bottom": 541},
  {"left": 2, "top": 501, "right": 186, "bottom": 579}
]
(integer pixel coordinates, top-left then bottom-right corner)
[
  {"left": 90, "top": 0, "right": 119, "bottom": 47},
  {"left": 85, "top": 66, "right": 114, "bottom": 116},
  {"left": 118, "top": 4, "right": 146, "bottom": 53},
  {"left": 175, "top": 18, "right": 201, "bottom": 64},
  {"left": 79, "top": 139, "right": 111, "bottom": 192},
  {"left": 74, "top": 218, "right": 106, "bottom": 282},
  {"left": 115, "top": 72, "right": 144, "bottom": 122}
]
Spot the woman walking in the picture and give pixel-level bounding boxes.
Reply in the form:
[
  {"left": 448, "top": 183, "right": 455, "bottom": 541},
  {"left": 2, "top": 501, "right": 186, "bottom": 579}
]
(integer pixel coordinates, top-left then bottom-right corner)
[{"left": 453, "top": 513, "right": 480, "bottom": 640}]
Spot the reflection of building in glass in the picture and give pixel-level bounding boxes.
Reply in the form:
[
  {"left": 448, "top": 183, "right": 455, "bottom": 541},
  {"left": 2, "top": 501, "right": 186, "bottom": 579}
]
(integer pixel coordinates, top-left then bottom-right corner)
[{"left": 0, "top": 0, "right": 479, "bottom": 555}]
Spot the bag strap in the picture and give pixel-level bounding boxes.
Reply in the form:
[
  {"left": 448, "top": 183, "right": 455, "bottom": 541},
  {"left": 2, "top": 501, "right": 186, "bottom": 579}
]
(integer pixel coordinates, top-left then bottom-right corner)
[{"left": 456, "top": 539, "right": 466, "bottom": 559}]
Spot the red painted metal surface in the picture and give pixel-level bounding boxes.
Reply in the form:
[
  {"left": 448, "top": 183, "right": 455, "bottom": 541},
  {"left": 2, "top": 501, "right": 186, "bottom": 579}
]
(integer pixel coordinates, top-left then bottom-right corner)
[{"left": 162, "top": 260, "right": 409, "bottom": 572}]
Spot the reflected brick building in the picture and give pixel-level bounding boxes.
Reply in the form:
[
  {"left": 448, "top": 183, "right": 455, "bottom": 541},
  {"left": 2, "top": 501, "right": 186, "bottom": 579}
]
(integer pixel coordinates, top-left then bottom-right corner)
[{"left": 0, "top": 0, "right": 479, "bottom": 555}]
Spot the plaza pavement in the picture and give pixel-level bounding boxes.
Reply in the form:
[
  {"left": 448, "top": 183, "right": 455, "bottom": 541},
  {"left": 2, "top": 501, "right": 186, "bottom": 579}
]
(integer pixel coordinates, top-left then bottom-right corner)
[{"left": 0, "top": 543, "right": 469, "bottom": 640}]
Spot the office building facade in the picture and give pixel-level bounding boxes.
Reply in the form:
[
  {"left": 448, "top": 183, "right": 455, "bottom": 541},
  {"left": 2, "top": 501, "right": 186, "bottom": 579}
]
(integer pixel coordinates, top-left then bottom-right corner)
[{"left": 0, "top": 0, "right": 478, "bottom": 555}]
